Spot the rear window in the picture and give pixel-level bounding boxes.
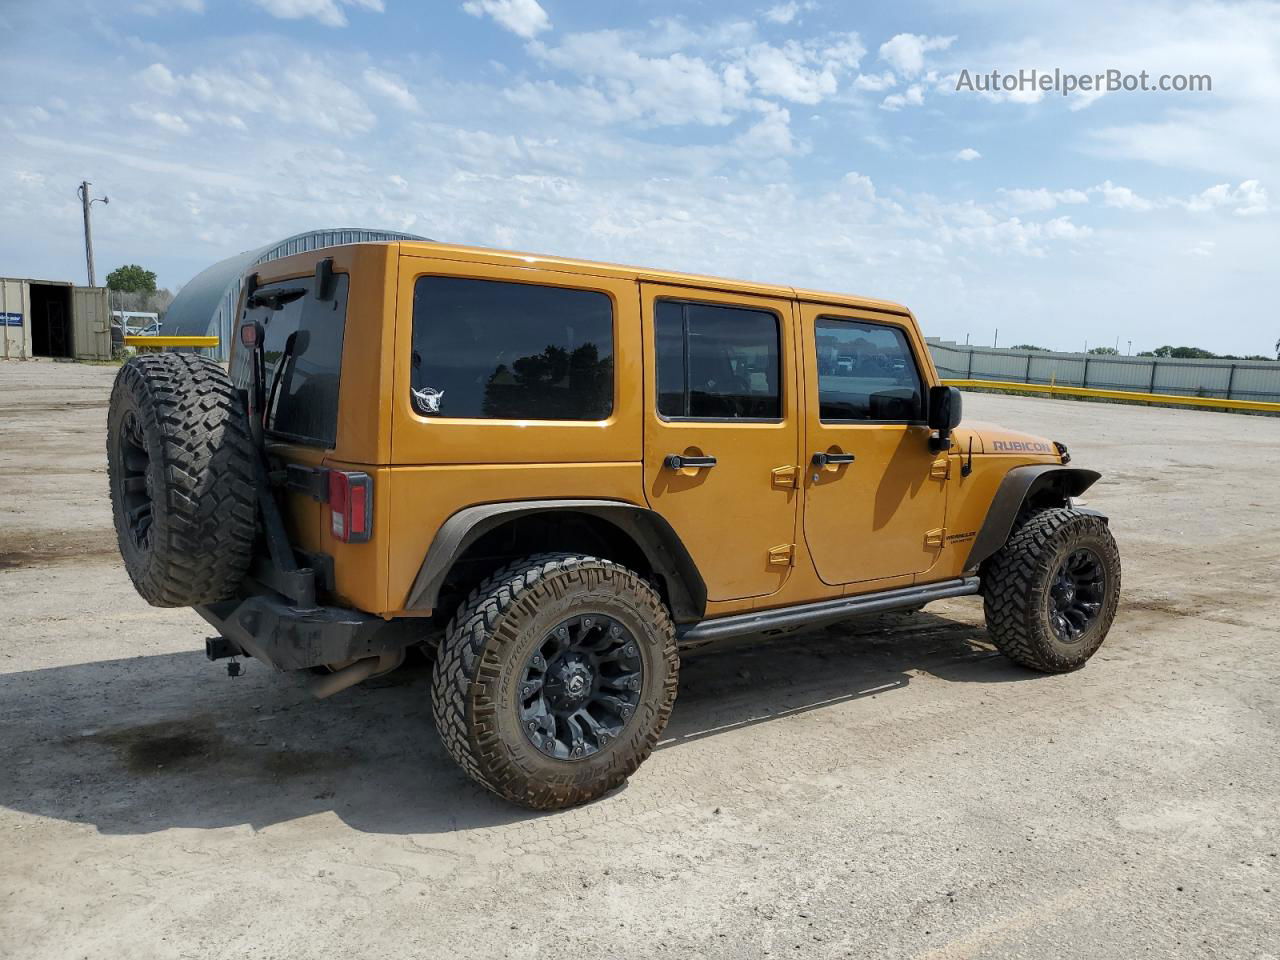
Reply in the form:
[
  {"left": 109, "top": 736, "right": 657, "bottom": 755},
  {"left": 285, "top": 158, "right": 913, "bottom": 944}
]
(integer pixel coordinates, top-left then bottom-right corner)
[
  {"left": 232, "top": 273, "right": 349, "bottom": 447},
  {"left": 410, "top": 276, "right": 614, "bottom": 420}
]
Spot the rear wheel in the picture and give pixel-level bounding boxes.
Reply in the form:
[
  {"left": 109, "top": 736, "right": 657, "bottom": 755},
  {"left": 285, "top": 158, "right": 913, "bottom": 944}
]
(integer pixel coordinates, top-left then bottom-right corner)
[
  {"left": 431, "top": 553, "right": 678, "bottom": 810},
  {"left": 981, "top": 508, "right": 1120, "bottom": 672},
  {"left": 106, "top": 353, "right": 257, "bottom": 607}
]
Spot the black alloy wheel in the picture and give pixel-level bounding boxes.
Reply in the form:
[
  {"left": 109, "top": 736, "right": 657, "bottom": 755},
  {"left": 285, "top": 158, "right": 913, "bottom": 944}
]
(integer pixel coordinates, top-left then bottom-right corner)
[{"left": 518, "top": 614, "right": 645, "bottom": 760}]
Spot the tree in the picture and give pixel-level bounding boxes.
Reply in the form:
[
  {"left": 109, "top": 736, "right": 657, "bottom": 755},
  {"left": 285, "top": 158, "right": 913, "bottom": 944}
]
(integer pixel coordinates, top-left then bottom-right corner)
[
  {"left": 1012, "top": 344, "right": 1050, "bottom": 352},
  {"left": 1088, "top": 346, "right": 1119, "bottom": 355},
  {"left": 106, "top": 264, "right": 157, "bottom": 294}
]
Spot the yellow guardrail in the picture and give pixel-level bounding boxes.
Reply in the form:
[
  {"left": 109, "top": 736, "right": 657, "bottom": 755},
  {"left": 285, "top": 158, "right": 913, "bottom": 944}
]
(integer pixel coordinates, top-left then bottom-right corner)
[
  {"left": 943, "top": 378, "right": 1280, "bottom": 413},
  {"left": 123, "top": 336, "right": 220, "bottom": 349}
]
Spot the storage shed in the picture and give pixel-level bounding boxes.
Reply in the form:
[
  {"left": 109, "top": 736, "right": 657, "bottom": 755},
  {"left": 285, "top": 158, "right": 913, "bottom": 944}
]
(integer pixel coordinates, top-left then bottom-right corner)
[{"left": 0, "top": 277, "right": 111, "bottom": 361}]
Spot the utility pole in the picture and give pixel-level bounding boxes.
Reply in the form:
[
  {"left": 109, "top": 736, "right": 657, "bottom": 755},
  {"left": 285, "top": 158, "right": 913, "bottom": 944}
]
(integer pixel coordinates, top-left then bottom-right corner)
[
  {"left": 993, "top": 328, "right": 998, "bottom": 348},
  {"left": 1127, "top": 339, "right": 1132, "bottom": 356},
  {"left": 77, "top": 180, "right": 109, "bottom": 287}
]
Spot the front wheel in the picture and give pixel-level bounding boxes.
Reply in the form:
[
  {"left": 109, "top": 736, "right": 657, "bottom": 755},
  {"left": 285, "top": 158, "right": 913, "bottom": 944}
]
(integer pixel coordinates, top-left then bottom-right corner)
[
  {"left": 981, "top": 508, "right": 1121, "bottom": 673},
  {"left": 431, "top": 553, "right": 679, "bottom": 810}
]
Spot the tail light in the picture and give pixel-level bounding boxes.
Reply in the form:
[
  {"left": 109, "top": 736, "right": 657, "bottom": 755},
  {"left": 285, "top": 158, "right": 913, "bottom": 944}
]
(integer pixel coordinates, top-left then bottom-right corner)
[{"left": 328, "top": 470, "right": 372, "bottom": 543}]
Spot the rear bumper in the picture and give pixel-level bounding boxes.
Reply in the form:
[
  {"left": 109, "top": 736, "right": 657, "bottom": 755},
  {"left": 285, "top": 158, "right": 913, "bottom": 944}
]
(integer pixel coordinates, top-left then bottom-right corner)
[{"left": 196, "top": 594, "right": 418, "bottom": 672}]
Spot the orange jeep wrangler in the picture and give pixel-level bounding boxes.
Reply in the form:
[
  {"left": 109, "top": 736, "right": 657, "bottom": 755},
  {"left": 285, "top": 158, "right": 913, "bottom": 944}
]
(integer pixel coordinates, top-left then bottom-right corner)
[{"left": 106, "top": 241, "right": 1120, "bottom": 809}]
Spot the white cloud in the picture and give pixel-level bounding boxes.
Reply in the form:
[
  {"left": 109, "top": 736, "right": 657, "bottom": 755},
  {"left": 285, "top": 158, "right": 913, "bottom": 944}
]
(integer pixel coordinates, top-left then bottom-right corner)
[
  {"left": 130, "top": 104, "right": 190, "bottom": 134},
  {"left": 744, "top": 42, "right": 838, "bottom": 103},
  {"left": 878, "top": 33, "right": 954, "bottom": 77},
  {"left": 1041, "top": 216, "right": 1091, "bottom": 241},
  {"left": 1184, "top": 180, "right": 1269, "bottom": 216},
  {"left": 134, "top": 54, "right": 376, "bottom": 135},
  {"left": 955, "top": 147, "right": 981, "bottom": 162},
  {"left": 134, "top": 0, "right": 204, "bottom": 13},
  {"left": 880, "top": 84, "right": 923, "bottom": 111},
  {"left": 998, "top": 187, "right": 1089, "bottom": 212},
  {"left": 853, "top": 71, "right": 895, "bottom": 92},
  {"left": 525, "top": 33, "right": 754, "bottom": 126},
  {"left": 762, "top": 2, "right": 816, "bottom": 25},
  {"left": 139, "top": 63, "right": 178, "bottom": 95},
  {"left": 362, "top": 67, "right": 418, "bottom": 111},
  {"left": 247, "top": 0, "right": 383, "bottom": 28},
  {"left": 734, "top": 103, "right": 799, "bottom": 156},
  {"left": 1091, "top": 180, "right": 1154, "bottom": 211},
  {"left": 462, "top": 0, "right": 550, "bottom": 39}
]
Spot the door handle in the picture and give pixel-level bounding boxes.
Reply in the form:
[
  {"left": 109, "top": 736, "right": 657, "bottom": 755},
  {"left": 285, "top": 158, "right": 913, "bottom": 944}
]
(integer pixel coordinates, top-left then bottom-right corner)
[
  {"left": 812, "top": 452, "right": 856, "bottom": 467},
  {"left": 664, "top": 454, "right": 717, "bottom": 470}
]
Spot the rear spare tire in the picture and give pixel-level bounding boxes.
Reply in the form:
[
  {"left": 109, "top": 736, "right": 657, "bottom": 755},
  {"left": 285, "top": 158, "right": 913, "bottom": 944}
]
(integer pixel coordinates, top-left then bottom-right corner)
[{"left": 106, "top": 353, "right": 257, "bottom": 607}]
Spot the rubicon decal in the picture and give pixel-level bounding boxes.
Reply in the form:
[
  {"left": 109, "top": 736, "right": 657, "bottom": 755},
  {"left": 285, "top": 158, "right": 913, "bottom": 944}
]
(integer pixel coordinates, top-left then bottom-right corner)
[{"left": 992, "top": 440, "right": 1054, "bottom": 453}]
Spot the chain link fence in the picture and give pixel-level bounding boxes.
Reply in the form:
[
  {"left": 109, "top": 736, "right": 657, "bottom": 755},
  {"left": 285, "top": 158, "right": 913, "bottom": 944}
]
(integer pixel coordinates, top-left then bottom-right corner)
[{"left": 928, "top": 340, "right": 1280, "bottom": 403}]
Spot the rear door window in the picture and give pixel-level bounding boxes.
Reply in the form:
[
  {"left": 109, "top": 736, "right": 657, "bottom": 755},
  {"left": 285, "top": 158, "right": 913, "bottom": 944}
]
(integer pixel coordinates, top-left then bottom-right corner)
[
  {"left": 654, "top": 300, "right": 781, "bottom": 420},
  {"left": 410, "top": 276, "right": 614, "bottom": 420},
  {"left": 233, "top": 273, "right": 349, "bottom": 447}
]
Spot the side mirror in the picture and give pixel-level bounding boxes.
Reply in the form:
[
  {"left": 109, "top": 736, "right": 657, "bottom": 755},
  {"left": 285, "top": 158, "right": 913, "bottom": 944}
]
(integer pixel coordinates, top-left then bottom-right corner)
[{"left": 927, "top": 385, "right": 963, "bottom": 450}]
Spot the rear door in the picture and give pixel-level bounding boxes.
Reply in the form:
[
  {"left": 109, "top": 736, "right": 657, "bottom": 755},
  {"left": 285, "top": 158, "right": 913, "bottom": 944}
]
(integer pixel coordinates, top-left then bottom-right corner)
[
  {"left": 799, "top": 304, "right": 948, "bottom": 584},
  {"left": 640, "top": 284, "right": 801, "bottom": 602}
]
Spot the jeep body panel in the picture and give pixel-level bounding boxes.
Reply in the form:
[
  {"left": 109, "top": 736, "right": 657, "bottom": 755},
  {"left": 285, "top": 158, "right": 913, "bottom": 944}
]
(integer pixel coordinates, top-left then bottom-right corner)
[
  {"left": 639, "top": 282, "right": 802, "bottom": 603},
  {"left": 224, "top": 239, "right": 1087, "bottom": 634},
  {"left": 404, "top": 499, "right": 706, "bottom": 622}
]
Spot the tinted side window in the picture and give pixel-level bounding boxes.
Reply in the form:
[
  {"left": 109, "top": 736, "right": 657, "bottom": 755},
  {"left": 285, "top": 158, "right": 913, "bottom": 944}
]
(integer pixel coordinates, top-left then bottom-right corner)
[
  {"left": 815, "top": 317, "right": 924, "bottom": 422},
  {"left": 411, "top": 277, "right": 614, "bottom": 420},
  {"left": 233, "top": 274, "right": 349, "bottom": 448},
  {"left": 655, "top": 300, "right": 781, "bottom": 420}
]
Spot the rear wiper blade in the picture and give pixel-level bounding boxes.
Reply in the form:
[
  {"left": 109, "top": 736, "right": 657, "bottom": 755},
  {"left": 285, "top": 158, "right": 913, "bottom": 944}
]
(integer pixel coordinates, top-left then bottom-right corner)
[{"left": 247, "top": 287, "right": 307, "bottom": 311}]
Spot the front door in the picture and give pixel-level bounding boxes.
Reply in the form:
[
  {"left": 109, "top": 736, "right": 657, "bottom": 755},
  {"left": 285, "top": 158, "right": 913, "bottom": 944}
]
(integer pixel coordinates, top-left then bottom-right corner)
[
  {"left": 800, "top": 304, "right": 948, "bottom": 585},
  {"left": 641, "top": 284, "right": 801, "bottom": 602}
]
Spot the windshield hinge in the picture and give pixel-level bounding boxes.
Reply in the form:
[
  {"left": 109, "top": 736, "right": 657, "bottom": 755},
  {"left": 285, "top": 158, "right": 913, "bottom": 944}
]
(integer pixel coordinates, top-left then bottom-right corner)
[
  {"left": 771, "top": 465, "right": 799, "bottom": 490},
  {"left": 768, "top": 543, "right": 795, "bottom": 566}
]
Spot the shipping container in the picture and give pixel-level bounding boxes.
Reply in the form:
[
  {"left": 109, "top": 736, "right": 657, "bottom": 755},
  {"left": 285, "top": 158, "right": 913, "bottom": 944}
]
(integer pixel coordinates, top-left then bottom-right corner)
[{"left": 0, "top": 278, "right": 112, "bottom": 361}]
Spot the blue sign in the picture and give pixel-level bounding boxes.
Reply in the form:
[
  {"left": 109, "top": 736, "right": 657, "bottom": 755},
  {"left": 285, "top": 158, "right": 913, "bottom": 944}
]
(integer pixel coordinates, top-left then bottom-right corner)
[{"left": 1, "top": 313, "right": 22, "bottom": 327}]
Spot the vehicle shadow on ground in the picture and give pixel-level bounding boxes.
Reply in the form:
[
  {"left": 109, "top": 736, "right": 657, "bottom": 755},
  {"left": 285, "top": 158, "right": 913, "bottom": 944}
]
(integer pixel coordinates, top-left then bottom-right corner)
[{"left": 0, "top": 608, "right": 1036, "bottom": 837}]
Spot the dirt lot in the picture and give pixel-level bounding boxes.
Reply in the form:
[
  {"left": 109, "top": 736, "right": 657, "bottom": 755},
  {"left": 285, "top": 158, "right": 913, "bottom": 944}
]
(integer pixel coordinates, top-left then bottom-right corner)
[{"left": 1, "top": 359, "right": 1277, "bottom": 959}]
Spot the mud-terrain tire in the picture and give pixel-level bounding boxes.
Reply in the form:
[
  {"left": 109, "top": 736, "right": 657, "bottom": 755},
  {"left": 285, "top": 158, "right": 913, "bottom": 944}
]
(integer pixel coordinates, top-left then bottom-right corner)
[
  {"left": 982, "top": 508, "right": 1120, "bottom": 673},
  {"left": 106, "top": 353, "right": 257, "bottom": 607},
  {"left": 432, "top": 553, "right": 679, "bottom": 810}
]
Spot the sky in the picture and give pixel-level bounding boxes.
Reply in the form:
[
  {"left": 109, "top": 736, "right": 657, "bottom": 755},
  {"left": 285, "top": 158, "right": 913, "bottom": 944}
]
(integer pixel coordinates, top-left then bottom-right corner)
[{"left": 1, "top": 0, "right": 1277, "bottom": 355}]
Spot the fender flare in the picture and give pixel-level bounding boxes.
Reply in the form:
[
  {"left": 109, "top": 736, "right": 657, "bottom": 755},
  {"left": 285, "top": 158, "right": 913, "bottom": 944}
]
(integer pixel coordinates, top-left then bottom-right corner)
[
  {"left": 965, "top": 466, "right": 1103, "bottom": 571},
  {"left": 403, "top": 499, "right": 708, "bottom": 622}
]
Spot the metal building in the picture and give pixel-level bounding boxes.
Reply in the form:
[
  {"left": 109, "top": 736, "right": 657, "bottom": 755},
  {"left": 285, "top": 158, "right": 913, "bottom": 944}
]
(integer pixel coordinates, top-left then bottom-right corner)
[
  {"left": 163, "top": 228, "right": 430, "bottom": 360},
  {"left": 1, "top": 277, "right": 111, "bottom": 361}
]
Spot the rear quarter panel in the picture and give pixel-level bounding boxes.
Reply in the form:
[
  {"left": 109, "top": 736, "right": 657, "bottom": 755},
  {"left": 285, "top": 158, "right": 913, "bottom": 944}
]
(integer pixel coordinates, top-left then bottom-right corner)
[{"left": 381, "top": 254, "right": 647, "bottom": 615}]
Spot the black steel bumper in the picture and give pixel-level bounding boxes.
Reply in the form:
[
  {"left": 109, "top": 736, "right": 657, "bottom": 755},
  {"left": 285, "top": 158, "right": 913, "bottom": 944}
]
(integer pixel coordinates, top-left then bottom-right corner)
[{"left": 196, "top": 594, "right": 418, "bottom": 672}]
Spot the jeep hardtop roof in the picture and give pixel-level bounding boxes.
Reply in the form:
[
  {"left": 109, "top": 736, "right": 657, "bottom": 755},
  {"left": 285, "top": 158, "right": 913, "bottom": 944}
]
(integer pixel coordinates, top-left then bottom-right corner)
[{"left": 394, "top": 240, "right": 913, "bottom": 318}]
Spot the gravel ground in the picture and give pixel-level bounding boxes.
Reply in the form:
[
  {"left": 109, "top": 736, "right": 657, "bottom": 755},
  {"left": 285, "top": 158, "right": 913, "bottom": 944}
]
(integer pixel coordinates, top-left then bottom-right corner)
[{"left": 2, "top": 359, "right": 1278, "bottom": 959}]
